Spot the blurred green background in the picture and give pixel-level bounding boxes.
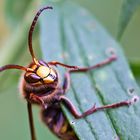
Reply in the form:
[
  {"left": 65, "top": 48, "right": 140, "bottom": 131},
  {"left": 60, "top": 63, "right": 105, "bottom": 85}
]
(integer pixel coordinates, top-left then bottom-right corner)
[{"left": 0, "top": 0, "right": 140, "bottom": 140}]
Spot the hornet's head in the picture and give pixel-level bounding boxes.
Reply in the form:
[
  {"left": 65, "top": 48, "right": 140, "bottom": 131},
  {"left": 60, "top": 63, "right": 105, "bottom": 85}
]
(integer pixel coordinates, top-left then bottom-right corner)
[{"left": 24, "top": 62, "right": 57, "bottom": 85}]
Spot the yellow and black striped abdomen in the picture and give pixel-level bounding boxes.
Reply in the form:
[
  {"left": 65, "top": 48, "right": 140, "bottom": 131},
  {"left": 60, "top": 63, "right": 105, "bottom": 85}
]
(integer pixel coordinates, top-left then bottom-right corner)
[{"left": 41, "top": 104, "right": 78, "bottom": 140}]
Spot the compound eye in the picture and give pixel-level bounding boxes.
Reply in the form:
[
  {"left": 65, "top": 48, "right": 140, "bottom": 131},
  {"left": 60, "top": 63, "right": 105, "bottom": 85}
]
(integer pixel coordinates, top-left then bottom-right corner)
[{"left": 25, "top": 73, "right": 41, "bottom": 83}]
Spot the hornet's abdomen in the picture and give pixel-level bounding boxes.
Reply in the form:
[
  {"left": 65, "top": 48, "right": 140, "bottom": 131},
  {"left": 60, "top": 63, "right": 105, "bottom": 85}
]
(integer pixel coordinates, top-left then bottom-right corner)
[{"left": 41, "top": 104, "right": 78, "bottom": 140}]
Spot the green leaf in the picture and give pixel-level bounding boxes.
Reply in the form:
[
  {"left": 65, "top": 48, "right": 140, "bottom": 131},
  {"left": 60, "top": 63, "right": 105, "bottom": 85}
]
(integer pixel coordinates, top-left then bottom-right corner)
[
  {"left": 40, "top": 1, "right": 140, "bottom": 140},
  {"left": 137, "top": 77, "right": 140, "bottom": 86},
  {"left": 0, "top": 1, "right": 40, "bottom": 90},
  {"left": 0, "top": 1, "right": 57, "bottom": 140},
  {"left": 117, "top": 0, "right": 140, "bottom": 39},
  {"left": 0, "top": 85, "right": 58, "bottom": 140},
  {"left": 5, "top": 0, "right": 33, "bottom": 27},
  {"left": 130, "top": 61, "right": 140, "bottom": 77}
]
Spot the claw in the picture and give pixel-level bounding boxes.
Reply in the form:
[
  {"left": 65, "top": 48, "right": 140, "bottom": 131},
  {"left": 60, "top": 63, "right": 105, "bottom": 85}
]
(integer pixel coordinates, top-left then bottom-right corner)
[
  {"left": 42, "top": 104, "right": 48, "bottom": 109},
  {"left": 90, "top": 103, "right": 96, "bottom": 112},
  {"left": 30, "top": 93, "right": 45, "bottom": 106},
  {"left": 110, "top": 54, "right": 117, "bottom": 61},
  {"left": 129, "top": 95, "right": 139, "bottom": 105},
  {"left": 93, "top": 103, "right": 96, "bottom": 109}
]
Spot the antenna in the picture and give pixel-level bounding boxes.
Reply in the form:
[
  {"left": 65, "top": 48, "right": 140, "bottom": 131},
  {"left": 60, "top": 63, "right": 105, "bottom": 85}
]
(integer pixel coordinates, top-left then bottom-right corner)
[
  {"left": 0, "top": 6, "right": 53, "bottom": 73},
  {"left": 0, "top": 64, "right": 28, "bottom": 72},
  {"left": 28, "top": 6, "right": 53, "bottom": 64}
]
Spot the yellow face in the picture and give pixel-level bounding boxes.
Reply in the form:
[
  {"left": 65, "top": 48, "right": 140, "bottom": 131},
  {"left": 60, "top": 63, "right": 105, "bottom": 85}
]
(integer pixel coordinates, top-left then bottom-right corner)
[
  {"left": 36, "top": 66, "right": 56, "bottom": 84},
  {"left": 36, "top": 66, "right": 50, "bottom": 78},
  {"left": 25, "top": 65, "right": 57, "bottom": 84}
]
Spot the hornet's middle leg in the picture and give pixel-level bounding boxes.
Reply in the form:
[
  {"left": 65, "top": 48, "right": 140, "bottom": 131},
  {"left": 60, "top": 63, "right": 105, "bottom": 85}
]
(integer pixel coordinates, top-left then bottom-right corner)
[{"left": 62, "top": 54, "right": 117, "bottom": 93}]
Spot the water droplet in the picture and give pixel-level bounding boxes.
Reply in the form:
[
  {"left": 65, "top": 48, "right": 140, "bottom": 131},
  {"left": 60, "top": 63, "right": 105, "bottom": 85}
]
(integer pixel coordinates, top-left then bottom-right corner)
[
  {"left": 88, "top": 54, "right": 94, "bottom": 61},
  {"left": 106, "top": 47, "right": 116, "bottom": 56},
  {"left": 70, "top": 120, "right": 75, "bottom": 125},
  {"left": 130, "top": 95, "right": 139, "bottom": 104},
  {"left": 112, "top": 135, "right": 120, "bottom": 140},
  {"left": 127, "top": 88, "right": 135, "bottom": 96},
  {"left": 62, "top": 52, "right": 69, "bottom": 59},
  {"left": 97, "top": 71, "right": 107, "bottom": 81}
]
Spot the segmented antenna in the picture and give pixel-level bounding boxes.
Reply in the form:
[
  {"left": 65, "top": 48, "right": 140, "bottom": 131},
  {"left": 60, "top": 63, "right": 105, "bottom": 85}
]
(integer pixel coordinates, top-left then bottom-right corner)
[
  {"left": 0, "top": 65, "right": 27, "bottom": 72},
  {"left": 28, "top": 6, "right": 53, "bottom": 64},
  {"left": 0, "top": 6, "right": 53, "bottom": 73}
]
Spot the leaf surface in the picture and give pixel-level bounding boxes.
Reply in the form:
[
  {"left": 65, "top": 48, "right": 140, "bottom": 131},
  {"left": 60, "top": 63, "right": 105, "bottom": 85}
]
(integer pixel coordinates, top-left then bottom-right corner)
[
  {"left": 40, "top": 1, "right": 140, "bottom": 140},
  {"left": 0, "top": 1, "right": 40, "bottom": 90},
  {"left": 117, "top": 0, "right": 140, "bottom": 39},
  {"left": 5, "top": 0, "right": 33, "bottom": 27}
]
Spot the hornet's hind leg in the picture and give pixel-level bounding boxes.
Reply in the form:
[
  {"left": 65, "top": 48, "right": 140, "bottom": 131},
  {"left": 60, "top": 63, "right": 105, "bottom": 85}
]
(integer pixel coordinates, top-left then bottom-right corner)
[
  {"left": 59, "top": 96, "right": 138, "bottom": 119},
  {"left": 59, "top": 54, "right": 138, "bottom": 119}
]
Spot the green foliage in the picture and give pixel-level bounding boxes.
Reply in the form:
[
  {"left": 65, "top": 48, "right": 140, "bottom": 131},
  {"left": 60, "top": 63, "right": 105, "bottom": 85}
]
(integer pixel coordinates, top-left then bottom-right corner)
[
  {"left": 117, "top": 0, "right": 140, "bottom": 39},
  {"left": 130, "top": 62, "right": 140, "bottom": 76},
  {"left": 0, "top": 0, "right": 140, "bottom": 140},
  {"left": 0, "top": 1, "right": 39, "bottom": 90},
  {"left": 5, "top": 0, "right": 32, "bottom": 27},
  {"left": 40, "top": 1, "right": 140, "bottom": 139}
]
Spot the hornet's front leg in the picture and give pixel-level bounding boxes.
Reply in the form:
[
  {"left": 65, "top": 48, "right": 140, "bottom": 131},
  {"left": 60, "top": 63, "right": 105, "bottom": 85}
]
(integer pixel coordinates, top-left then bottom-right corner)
[
  {"left": 28, "top": 93, "right": 47, "bottom": 109},
  {"left": 27, "top": 102, "right": 36, "bottom": 140}
]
